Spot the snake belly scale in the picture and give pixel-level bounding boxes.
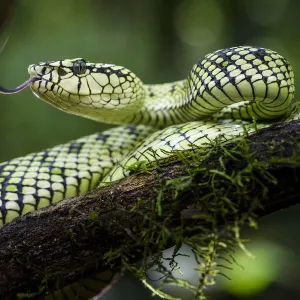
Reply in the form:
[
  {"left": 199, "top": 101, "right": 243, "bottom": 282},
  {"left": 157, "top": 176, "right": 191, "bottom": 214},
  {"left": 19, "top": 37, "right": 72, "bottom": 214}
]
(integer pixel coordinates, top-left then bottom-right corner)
[{"left": 0, "top": 46, "right": 295, "bottom": 226}]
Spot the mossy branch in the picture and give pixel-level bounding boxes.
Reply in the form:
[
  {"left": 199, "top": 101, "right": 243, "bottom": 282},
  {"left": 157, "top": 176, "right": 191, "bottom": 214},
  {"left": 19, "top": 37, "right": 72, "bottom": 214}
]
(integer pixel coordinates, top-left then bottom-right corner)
[{"left": 0, "top": 120, "right": 300, "bottom": 299}]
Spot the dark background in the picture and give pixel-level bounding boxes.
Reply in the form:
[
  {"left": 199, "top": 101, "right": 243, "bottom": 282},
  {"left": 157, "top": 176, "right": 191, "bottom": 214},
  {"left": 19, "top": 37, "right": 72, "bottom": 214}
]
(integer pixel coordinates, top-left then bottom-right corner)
[{"left": 0, "top": 0, "right": 299, "bottom": 299}]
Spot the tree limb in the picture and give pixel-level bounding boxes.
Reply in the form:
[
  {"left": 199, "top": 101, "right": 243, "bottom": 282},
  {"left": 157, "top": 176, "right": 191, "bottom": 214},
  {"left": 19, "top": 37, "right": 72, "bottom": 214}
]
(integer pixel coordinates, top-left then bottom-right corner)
[{"left": 0, "top": 120, "right": 300, "bottom": 299}]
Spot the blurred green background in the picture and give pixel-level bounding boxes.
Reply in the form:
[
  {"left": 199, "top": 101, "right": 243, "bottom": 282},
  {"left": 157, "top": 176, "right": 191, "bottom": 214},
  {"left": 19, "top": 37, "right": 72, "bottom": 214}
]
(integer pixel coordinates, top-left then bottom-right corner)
[{"left": 1, "top": 0, "right": 300, "bottom": 299}]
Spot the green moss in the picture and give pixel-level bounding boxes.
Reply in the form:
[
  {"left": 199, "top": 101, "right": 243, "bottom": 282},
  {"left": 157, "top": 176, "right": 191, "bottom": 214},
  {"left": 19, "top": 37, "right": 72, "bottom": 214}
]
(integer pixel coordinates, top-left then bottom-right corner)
[
  {"left": 102, "top": 128, "right": 296, "bottom": 299},
  {"left": 90, "top": 209, "right": 99, "bottom": 220},
  {"left": 125, "top": 160, "right": 151, "bottom": 175},
  {"left": 17, "top": 292, "right": 42, "bottom": 299}
]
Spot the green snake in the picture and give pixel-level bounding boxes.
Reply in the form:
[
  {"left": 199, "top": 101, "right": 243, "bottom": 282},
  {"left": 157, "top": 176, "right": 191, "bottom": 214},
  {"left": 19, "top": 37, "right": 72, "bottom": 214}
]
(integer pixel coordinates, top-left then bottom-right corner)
[
  {"left": 0, "top": 45, "right": 296, "bottom": 297},
  {"left": 0, "top": 45, "right": 296, "bottom": 226}
]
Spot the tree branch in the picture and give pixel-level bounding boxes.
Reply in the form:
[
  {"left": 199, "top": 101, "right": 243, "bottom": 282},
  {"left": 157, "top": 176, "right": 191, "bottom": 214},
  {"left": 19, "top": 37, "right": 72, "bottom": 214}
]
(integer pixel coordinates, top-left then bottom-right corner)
[{"left": 1, "top": 120, "right": 300, "bottom": 299}]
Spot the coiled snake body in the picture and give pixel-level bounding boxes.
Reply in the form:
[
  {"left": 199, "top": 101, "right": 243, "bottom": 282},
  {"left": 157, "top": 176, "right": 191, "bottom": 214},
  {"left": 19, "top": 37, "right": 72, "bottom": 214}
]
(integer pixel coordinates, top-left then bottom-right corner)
[{"left": 0, "top": 46, "right": 296, "bottom": 297}]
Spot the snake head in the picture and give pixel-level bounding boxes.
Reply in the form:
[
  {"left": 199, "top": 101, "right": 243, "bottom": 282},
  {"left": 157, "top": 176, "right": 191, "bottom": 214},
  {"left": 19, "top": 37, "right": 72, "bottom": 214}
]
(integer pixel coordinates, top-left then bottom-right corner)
[{"left": 28, "top": 58, "right": 146, "bottom": 123}]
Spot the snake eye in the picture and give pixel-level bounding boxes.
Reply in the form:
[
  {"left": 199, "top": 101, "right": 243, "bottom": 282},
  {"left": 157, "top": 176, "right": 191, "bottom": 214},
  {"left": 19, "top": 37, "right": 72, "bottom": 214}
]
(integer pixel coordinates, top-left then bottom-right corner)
[
  {"left": 73, "top": 60, "right": 87, "bottom": 75},
  {"left": 57, "top": 68, "right": 67, "bottom": 77}
]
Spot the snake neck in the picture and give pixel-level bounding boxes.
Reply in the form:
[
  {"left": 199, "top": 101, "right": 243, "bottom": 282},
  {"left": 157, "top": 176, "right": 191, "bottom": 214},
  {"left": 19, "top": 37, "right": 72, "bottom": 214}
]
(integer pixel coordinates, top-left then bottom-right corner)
[{"left": 124, "top": 79, "right": 199, "bottom": 128}]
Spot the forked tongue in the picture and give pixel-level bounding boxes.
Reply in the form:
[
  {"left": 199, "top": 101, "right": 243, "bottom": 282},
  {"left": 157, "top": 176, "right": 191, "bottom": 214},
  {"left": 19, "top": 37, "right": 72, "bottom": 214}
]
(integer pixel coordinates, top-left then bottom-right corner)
[{"left": 0, "top": 77, "right": 36, "bottom": 94}]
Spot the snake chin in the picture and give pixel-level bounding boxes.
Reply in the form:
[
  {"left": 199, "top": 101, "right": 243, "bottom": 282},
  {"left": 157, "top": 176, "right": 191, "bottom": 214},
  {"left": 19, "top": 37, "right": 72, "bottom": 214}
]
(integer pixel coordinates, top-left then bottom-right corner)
[{"left": 31, "top": 82, "right": 71, "bottom": 112}]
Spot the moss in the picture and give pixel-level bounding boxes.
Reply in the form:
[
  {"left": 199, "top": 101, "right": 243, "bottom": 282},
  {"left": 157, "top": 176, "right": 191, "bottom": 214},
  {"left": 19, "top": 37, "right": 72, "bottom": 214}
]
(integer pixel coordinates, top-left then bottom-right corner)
[
  {"left": 102, "top": 129, "right": 291, "bottom": 299},
  {"left": 25, "top": 122, "right": 299, "bottom": 299},
  {"left": 17, "top": 292, "right": 42, "bottom": 299}
]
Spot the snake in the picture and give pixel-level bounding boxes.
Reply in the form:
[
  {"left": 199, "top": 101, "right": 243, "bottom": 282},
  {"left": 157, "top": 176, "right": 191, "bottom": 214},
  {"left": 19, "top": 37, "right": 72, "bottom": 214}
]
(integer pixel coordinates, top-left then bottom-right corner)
[{"left": 0, "top": 46, "right": 296, "bottom": 298}]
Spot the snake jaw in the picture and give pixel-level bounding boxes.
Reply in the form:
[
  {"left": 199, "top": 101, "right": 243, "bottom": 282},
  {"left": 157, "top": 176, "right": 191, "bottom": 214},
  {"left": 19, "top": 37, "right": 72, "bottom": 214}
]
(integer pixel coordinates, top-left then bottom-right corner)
[{"left": 31, "top": 86, "right": 71, "bottom": 112}]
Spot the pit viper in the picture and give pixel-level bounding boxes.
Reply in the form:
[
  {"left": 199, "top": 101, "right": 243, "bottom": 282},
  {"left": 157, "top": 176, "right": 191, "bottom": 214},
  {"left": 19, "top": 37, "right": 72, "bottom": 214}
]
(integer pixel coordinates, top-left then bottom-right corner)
[{"left": 0, "top": 46, "right": 296, "bottom": 298}]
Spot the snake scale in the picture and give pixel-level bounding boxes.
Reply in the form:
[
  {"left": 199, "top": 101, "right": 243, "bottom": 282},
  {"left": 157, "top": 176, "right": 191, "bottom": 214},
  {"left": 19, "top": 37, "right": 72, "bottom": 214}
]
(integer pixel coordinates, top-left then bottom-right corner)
[{"left": 0, "top": 46, "right": 296, "bottom": 298}]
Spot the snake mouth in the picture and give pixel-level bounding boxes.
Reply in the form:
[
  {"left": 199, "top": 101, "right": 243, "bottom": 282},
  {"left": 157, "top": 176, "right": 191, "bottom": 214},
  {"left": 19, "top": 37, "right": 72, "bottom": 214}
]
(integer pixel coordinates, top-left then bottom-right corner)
[
  {"left": 29, "top": 78, "right": 72, "bottom": 111},
  {"left": 33, "top": 91, "right": 71, "bottom": 112}
]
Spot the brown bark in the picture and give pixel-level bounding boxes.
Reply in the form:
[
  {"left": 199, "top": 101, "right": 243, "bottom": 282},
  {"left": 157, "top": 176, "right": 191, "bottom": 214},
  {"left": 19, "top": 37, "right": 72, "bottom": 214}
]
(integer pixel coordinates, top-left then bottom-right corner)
[{"left": 0, "top": 120, "right": 300, "bottom": 299}]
